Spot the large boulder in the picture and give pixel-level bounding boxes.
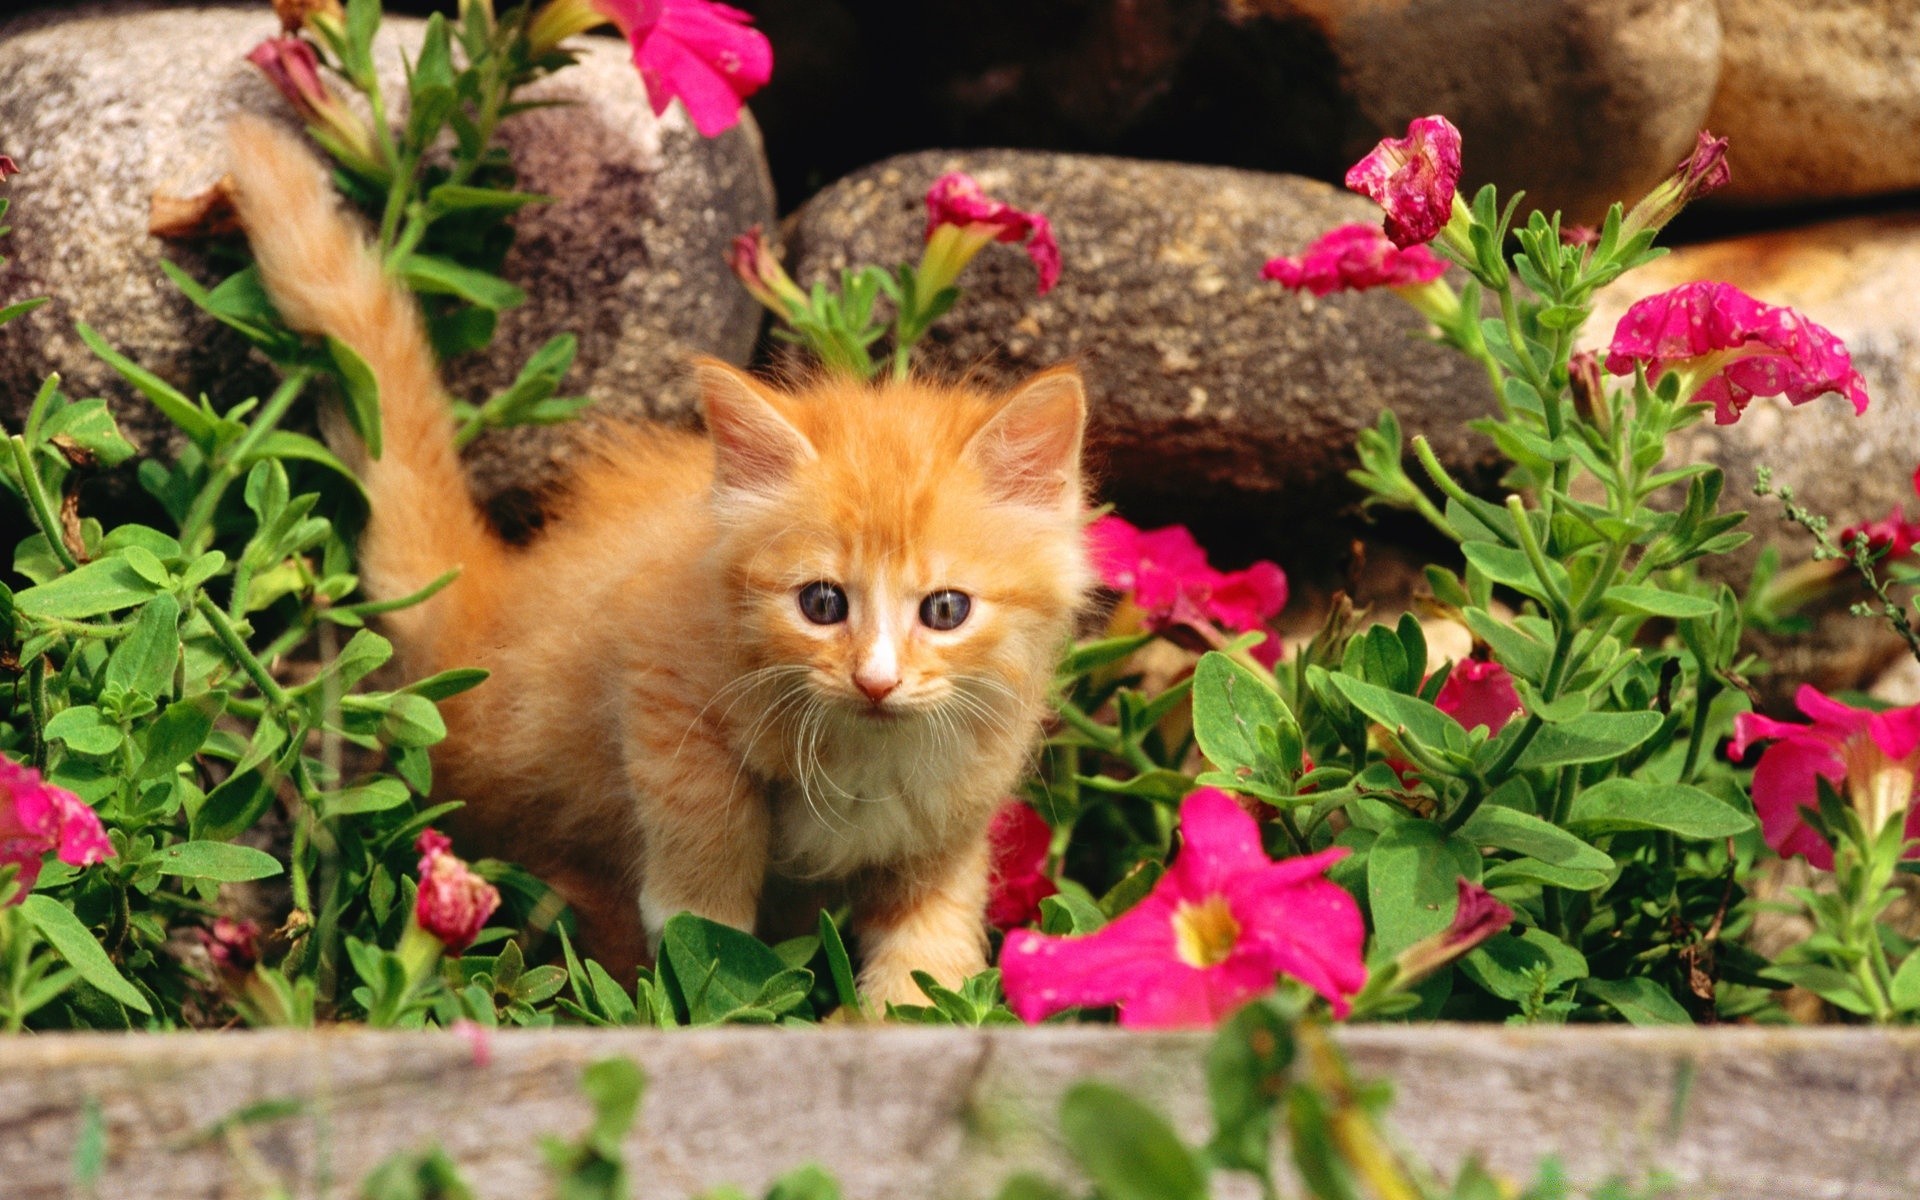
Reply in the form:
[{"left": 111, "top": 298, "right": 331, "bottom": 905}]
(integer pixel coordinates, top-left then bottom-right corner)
[
  {"left": 0, "top": 3, "right": 774, "bottom": 500},
  {"left": 782, "top": 149, "right": 1503, "bottom": 568},
  {"left": 1587, "top": 215, "right": 1920, "bottom": 692},
  {"left": 1707, "top": 0, "right": 1920, "bottom": 205}
]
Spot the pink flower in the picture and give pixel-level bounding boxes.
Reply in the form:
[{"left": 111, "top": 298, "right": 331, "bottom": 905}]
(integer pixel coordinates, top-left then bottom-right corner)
[
  {"left": 1838, "top": 465, "right": 1920, "bottom": 559},
  {"left": 922, "top": 173, "right": 1062, "bottom": 295},
  {"left": 0, "top": 758, "right": 113, "bottom": 901},
  {"left": 1731, "top": 686, "right": 1920, "bottom": 870},
  {"left": 986, "top": 801, "right": 1058, "bottom": 931},
  {"left": 246, "top": 37, "right": 383, "bottom": 173},
  {"left": 1087, "top": 516, "right": 1288, "bottom": 663},
  {"left": 195, "top": 917, "right": 263, "bottom": 972},
  {"left": 1262, "top": 224, "right": 1446, "bottom": 295},
  {"left": 451, "top": 1017, "right": 494, "bottom": 1067},
  {"left": 1623, "top": 130, "right": 1731, "bottom": 238},
  {"left": 1435, "top": 659, "right": 1522, "bottom": 736},
  {"left": 593, "top": 0, "right": 773, "bottom": 138},
  {"left": 1344, "top": 115, "right": 1463, "bottom": 249},
  {"left": 0, "top": 155, "right": 19, "bottom": 183},
  {"left": 727, "top": 224, "right": 807, "bottom": 315},
  {"left": 1392, "top": 879, "right": 1513, "bottom": 986},
  {"left": 1000, "top": 788, "right": 1366, "bottom": 1028},
  {"left": 414, "top": 830, "right": 500, "bottom": 952},
  {"left": 1603, "top": 281, "right": 1869, "bottom": 425}
]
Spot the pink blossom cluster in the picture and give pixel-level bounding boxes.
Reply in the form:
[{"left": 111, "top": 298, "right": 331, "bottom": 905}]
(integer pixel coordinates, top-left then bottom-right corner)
[
  {"left": 0, "top": 758, "right": 113, "bottom": 901},
  {"left": 1261, "top": 224, "right": 1445, "bottom": 296},
  {"left": 414, "top": 830, "right": 501, "bottom": 953},
  {"left": 1000, "top": 788, "right": 1366, "bottom": 1028},
  {"left": 924, "top": 173, "right": 1062, "bottom": 295},
  {"left": 592, "top": 0, "right": 773, "bottom": 138},
  {"left": 985, "top": 801, "right": 1058, "bottom": 931},
  {"left": 1604, "top": 280, "right": 1869, "bottom": 425},
  {"left": 1086, "top": 516, "right": 1288, "bottom": 666}
]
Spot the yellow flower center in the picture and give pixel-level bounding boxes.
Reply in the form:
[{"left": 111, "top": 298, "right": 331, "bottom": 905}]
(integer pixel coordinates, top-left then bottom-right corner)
[{"left": 1172, "top": 895, "right": 1241, "bottom": 968}]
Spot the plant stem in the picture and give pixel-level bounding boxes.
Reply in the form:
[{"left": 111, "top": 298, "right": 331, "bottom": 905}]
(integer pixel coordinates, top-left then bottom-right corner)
[
  {"left": 194, "top": 595, "right": 290, "bottom": 710},
  {"left": 10, "top": 436, "right": 78, "bottom": 572}
]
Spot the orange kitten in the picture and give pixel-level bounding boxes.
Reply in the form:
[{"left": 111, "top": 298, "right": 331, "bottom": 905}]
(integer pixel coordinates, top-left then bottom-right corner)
[{"left": 224, "top": 118, "right": 1092, "bottom": 1006}]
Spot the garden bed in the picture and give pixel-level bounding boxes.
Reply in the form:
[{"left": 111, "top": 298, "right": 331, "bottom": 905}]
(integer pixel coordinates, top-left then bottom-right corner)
[{"left": 3, "top": 1025, "right": 1915, "bottom": 1199}]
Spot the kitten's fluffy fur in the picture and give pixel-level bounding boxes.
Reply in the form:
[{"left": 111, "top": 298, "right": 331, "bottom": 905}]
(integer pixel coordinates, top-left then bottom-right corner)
[{"left": 225, "top": 118, "right": 1092, "bottom": 1004}]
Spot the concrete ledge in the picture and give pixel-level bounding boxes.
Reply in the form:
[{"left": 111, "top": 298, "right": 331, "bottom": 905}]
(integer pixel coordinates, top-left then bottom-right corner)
[{"left": 2, "top": 1026, "right": 1914, "bottom": 1199}]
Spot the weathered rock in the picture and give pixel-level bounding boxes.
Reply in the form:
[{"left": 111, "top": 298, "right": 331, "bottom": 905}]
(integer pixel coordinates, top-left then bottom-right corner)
[
  {"left": 1310, "top": 0, "right": 1724, "bottom": 226},
  {"left": 0, "top": 3, "right": 774, "bottom": 500},
  {"left": 1708, "top": 0, "right": 1920, "bottom": 204},
  {"left": 784, "top": 149, "right": 1502, "bottom": 569},
  {"left": 1587, "top": 215, "right": 1920, "bottom": 693}
]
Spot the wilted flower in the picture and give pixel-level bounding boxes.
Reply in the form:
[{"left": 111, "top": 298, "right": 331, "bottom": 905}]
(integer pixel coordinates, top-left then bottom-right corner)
[
  {"left": 1000, "top": 788, "right": 1365, "bottom": 1028},
  {"left": 1568, "top": 349, "right": 1607, "bottom": 429},
  {"left": 1622, "top": 130, "right": 1731, "bottom": 239},
  {"left": 986, "top": 801, "right": 1057, "bottom": 931},
  {"left": 727, "top": 225, "right": 807, "bottom": 316},
  {"left": 413, "top": 830, "right": 500, "bottom": 952},
  {"left": 1391, "top": 879, "right": 1513, "bottom": 987},
  {"left": 1731, "top": 686, "right": 1920, "bottom": 870},
  {"left": 1604, "top": 281, "right": 1869, "bottom": 425},
  {"left": 919, "top": 172, "right": 1061, "bottom": 296},
  {"left": 1344, "top": 115, "right": 1464, "bottom": 249},
  {"left": 1435, "top": 659, "right": 1522, "bottom": 736},
  {"left": 1262, "top": 224, "right": 1447, "bottom": 296},
  {"left": 1087, "top": 516, "right": 1287, "bottom": 667},
  {"left": 0, "top": 758, "right": 113, "bottom": 901},
  {"left": 0, "top": 155, "right": 19, "bottom": 183},
  {"left": 245, "top": 37, "right": 384, "bottom": 174},
  {"left": 531, "top": 0, "right": 772, "bottom": 138}
]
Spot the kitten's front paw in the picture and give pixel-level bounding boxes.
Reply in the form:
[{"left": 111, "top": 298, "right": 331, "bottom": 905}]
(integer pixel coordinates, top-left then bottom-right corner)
[{"left": 858, "top": 946, "right": 987, "bottom": 1016}]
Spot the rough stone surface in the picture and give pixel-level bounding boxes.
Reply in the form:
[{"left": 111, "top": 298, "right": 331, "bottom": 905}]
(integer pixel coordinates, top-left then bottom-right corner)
[
  {"left": 0, "top": 3, "right": 774, "bottom": 500},
  {"left": 1313, "top": 0, "right": 1724, "bottom": 227},
  {"left": 1708, "top": 0, "right": 1920, "bottom": 204},
  {"left": 1, "top": 1026, "right": 1918, "bottom": 1198},
  {"left": 1586, "top": 215, "right": 1920, "bottom": 694},
  {"left": 784, "top": 149, "right": 1503, "bottom": 569}
]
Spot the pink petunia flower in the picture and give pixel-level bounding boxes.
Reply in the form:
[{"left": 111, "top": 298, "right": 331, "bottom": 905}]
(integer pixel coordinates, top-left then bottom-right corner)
[
  {"left": 1262, "top": 223, "right": 1446, "bottom": 296},
  {"left": 1730, "top": 685, "right": 1920, "bottom": 870},
  {"left": 1087, "top": 516, "right": 1288, "bottom": 664},
  {"left": 921, "top": 173, "right": 1062, "bottom": 296},
  {"left": 0, "top": 758, "right": 113, "bottom": 901},
  {"left": 246, "top": 37, "right": 384, "bottom": 173},
  {"left": 585, "top": 0, "right": 772, "bottom": 138},
  {"left": 1434, "top": 659, "right": 1523, "bottom": 736},
  {"left": 0, "top": 155, "right": 19, "bottom": 182},
  {"left": 1838, "top": 465, "right": 1920, "bottom": 559},
  {"left": 1344, "top": 115, "right": 1463, "bottom": 249},
  {"left": 1603, "top": 281, "right": 1870, "bottom": 425},
  {"left": 413, "top": 830, "right": 500, "bottom": 953},
  {"left": 1391, "top": 879, "right": 1513, "bottom": 987},
  {"left": 985, "top": 801, "right": 1058, "bottom": 931},
  {"left": 999, "top": 788, "right": 1366, "bottom": 1028}
]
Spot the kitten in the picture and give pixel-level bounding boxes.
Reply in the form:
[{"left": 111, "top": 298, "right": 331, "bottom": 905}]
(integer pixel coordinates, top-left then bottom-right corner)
[{"left": 224, "top": 117, "right": 1092, "bottom": 1006}]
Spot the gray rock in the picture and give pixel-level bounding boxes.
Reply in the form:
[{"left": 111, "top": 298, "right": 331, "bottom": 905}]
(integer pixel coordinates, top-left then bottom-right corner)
[
  {"left": 0, "top": 2, "right": 773, "bottom": 500},
  {"left": 1708, "top": 0, "right": 1920, "bottom": 204},
  {"left": 1320, "top": 0, "right": 1724, "bottom": 227},
  {"left": 783, "top": 149, "right": 1503, "bottom": 567},
  {"left": 1586, "top": 214, "right": 1920, "bottom": 692}
]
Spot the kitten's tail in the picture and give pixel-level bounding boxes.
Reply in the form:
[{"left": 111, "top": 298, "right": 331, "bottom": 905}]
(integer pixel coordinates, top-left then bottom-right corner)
[{"left": 224, "top": 117, "right": 502, "bottom": 649}]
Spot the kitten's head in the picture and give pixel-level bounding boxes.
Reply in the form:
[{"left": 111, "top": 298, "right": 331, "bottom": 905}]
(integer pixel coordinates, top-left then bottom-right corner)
[{"left": 698, "top": 361, "right": 1093, "bottom": 740}]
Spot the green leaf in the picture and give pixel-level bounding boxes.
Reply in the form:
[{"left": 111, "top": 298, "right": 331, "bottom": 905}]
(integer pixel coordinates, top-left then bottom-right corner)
[
  {"left": 1511, "top": 711, "right": 1663, "bottom": 771},
  {"left": 1581, "top": 977, "right": 1693, "bottom": 1025},
  {"left": 1566, "top": 778, "right": 1754, "bottom": 839},
  {"left": 104, "top": 594, "right": 181, "bottom": 699},
  {"left": 75, "top": 323, "right": 212, "bottom": 442},
  {"left": 1061, "top": 633, "right": 1154, "bottom": 674},
  {"left": 41, "top": 398, "right": 137, "bottom": 467},
  {"left": 138, "top": 693, "right": 221, "bottom": 780},
  {"left": 1205, "top": 999, "right": 1293, "bottom": 1177},
  {"left": 1891, "top": 949, "right": 1920, "bottom": 1013},
  {"left": 1039, "top": 890, "right": 1107, "bottom": 935},
  {"left": 20, "top": 895, "right": 152, "bottom": 1015},
  {"left": 150, "top": 841, "right": 284, "bottom": 882},
  {"left": 1366, "top": 821, "right": 1481, "bottom": 956},
  {"left": 325, "top": 336, "right": 384, "bottom": 459},
  {"left": 319, "top": 779, "right": 412, "bottom": 817},
  {"left": 1460, "top": 927, "right": 1588, "bottom": 1001},
  {"left": 44, "top": 706, "right": 123, "bottom": 756},
  {"left": 818, "top": 910, "right": 861, "bottom": 1013},
  {"left": 1461, "top": 805, "right": 1614, "bottom": 890},
  {"left": 402, "top": 668, "right": 490, "bottom": 702},
  {"left": 1191, "top": 651, "right": 1293, "bottom": 783},
  {"left": 426, "top": 183, "right": 551, "bottom": 214},
  {"left": 659, "top": 913, "right": 813, "bottom": 1024},
  {"left": 1325, "top": 672, "right": 1468, "bottom": 760},
  {"left": 14, "top": 555, "right": 162, "bottom": 618},
  {"left": 1601, "top": 585, "right": 1718, "bottom": 620},
  {"left": 1058, "top": 1082, "right": 1208, "bottom": 1200},
  {"left": 400, "top": 254, "right": 527, "bottom": 311}
]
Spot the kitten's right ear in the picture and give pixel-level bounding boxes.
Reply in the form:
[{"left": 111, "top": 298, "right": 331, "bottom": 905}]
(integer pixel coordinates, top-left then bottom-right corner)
[{"left": 697, "top": 360, "right": 815, "bottom": 495}]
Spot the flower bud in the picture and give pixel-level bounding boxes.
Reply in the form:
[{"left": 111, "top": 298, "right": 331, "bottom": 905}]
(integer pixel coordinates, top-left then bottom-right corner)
[
  {"left": 1391, "top": 880, "right": 1513, "bottom": 987},
  {"left": 1622, "top": 130, "right": 1730, "bottom": 240},
  {"left": 526, "top": 0, "right": 609, "bottom": 58},
  {"left": 0, "top": 155, "right": 19, "bottom": 183},
  {"left": 413, "top": 829, "right": 500, "bottom": 953},
  {"left": 727, "top": 225, "right": 808, "bottom": 316}
]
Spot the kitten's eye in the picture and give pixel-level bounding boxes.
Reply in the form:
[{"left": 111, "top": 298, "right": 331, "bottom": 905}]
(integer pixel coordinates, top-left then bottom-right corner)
[
  {"left": 797, "top": 581, "right": 849, "bottom": 625},
  {"left": 919, "top": 590, "right": 972, "bottom": 631}
]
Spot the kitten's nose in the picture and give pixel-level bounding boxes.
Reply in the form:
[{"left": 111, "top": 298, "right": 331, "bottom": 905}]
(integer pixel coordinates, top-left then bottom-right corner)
[{"left": 853, "top": 670, "right": 899, "bottom": 704}]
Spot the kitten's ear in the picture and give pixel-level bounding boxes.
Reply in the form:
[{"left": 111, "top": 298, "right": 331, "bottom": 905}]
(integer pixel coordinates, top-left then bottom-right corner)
[
  {"left": 967, "top": 366, "right": 1086, "bottom": 511},
  {"left": 697, "top": 360, "right": 815, "bottom": 495}
]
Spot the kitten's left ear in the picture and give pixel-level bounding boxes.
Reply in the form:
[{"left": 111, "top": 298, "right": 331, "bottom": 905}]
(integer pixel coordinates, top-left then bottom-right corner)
[{"left": 966, "top": 367, "right": 1087, "bottom": 512}]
